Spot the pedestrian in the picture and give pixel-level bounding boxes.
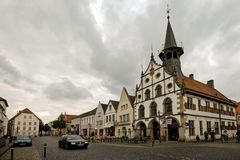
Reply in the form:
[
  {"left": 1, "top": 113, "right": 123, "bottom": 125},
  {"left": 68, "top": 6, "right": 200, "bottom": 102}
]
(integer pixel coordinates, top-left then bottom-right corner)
[
  {"left": 210, "top": 130, "right": 215, "bottom": 142},
  {"left": 236, "top": 129, "right": 240, "bottom": 143},
  {"left": 196, "top": 135, "right": 200, "bottom": 143},
  {"left": 204, "top": 131, "right": 208, "bottom": 142},
  {"left": 223, "top": 129, "right": 228, "bottom": 143}
]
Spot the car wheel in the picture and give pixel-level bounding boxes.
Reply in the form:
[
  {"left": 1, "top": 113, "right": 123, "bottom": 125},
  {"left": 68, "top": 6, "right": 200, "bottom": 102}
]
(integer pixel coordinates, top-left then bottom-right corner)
[{"left": 65, "top": 144, "right": 69, "bottom": 149}]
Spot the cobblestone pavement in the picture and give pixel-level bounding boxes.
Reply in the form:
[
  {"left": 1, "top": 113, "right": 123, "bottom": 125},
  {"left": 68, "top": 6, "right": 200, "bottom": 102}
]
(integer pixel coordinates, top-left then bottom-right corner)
[
  {"left": 33, "top": 136, "right": 240, "bottom": 160},
  {"left": 0, "top": 145, "right": 41, "bottom": 160},
  {"left": 1, "top": 136, "right": 240, "bottom": 160}
]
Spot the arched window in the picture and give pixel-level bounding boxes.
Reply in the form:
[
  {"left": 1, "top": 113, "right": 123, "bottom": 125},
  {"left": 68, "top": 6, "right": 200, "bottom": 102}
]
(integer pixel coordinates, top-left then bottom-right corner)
[
  {"left": 138, "top": 105, "right": 145, "bottom": 119},
  {"left": 155, "top": 85, "right": 162, "bottom": 97},
  {"left": 164, "top": 98, "right": 172, "bottom": 114},
  {"left": 145, "top": 89, "right": 151, "bottom": 100},
  {"left": 150, "top": 102, "right": 157, "bottom": 117}
]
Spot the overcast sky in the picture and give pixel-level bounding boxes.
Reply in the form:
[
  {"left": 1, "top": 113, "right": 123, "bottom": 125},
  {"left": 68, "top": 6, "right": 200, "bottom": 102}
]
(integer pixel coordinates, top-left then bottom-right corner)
[{"left": 1, "top": 0, "right": 240, "bottom": 123}]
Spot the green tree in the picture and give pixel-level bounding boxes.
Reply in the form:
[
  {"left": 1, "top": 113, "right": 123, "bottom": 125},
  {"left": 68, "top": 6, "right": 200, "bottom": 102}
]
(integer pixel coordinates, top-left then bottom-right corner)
[{"left": 52, "top": 114, "right": 66, "bottom": 136}]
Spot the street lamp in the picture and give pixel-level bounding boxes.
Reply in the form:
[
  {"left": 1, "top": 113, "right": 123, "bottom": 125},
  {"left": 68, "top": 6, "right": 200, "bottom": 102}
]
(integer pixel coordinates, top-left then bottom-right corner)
[{"left": 158, "top": 111, "right": 161, "bottom": 143}]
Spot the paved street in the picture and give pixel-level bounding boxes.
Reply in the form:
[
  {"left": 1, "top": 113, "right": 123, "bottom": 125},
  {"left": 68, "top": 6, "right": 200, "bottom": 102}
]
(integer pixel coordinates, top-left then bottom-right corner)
[{"left": 1, "top": 136, "right": 240, "bottom": 160}]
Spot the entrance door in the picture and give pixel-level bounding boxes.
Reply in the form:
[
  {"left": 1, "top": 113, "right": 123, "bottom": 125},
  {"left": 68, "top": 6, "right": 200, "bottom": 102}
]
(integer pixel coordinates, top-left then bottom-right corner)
[
  {"left": 152, "top": 121, "right": 160, "bottom": 140},
  {"left": 168, "top": 119, "right": 179, "bottom": 141}
]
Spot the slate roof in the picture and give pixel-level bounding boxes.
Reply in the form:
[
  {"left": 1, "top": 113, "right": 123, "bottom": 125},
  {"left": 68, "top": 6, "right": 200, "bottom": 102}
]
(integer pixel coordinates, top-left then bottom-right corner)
[
  {"left": 109, "top": 100, "right": 119, "bottom": 111},
  {"left": 101, "top": 104, "right": 108, "bottom": 113},
  {"left": 80, "top": 108, "right": 97, "bottom": 118},
  {"left": 164, "top": 18, "right": 177, "bottom": 50},
  {"left": 0, "top": 97, "right": 8, "bottom": 107}
]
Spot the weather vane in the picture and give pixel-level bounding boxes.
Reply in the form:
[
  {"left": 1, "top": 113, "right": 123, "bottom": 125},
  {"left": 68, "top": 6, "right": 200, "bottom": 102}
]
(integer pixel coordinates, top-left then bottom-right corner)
[{"left": 167, "top": 4, "right": 170, "bottom": 20}]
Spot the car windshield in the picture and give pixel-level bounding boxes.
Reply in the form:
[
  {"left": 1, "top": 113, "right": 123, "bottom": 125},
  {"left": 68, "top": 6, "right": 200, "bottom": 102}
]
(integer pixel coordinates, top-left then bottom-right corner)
[
  {"left": 66, "top": 135, "right": 83, "bottom": 140},
  {"left": 17, "top": 136, "right": 30, "bottom": 140}
]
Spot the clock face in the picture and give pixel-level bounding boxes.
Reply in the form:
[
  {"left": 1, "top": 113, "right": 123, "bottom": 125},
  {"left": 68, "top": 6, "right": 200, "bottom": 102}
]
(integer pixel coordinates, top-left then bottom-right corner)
[{"left": 150, "top": 67, "right": 155, "bottom": 76}]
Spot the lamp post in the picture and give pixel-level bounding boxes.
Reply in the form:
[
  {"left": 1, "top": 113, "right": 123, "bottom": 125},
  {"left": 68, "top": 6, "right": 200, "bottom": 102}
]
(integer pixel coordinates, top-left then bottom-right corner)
[
  {"left": 158, "top": 111, "right": 161, "bottom": 143},
  {"left": 218, "top": 103, "right": 223, "bottom": 141}
]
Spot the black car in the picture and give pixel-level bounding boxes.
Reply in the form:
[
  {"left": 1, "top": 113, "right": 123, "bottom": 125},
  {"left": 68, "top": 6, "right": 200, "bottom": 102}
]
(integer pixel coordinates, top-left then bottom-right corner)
[
  {"left": 13, "top": 136, "right": 32, "bottom": 147},
  {"left": 58, "top": 135, "right": 88, "bottom": 149}
]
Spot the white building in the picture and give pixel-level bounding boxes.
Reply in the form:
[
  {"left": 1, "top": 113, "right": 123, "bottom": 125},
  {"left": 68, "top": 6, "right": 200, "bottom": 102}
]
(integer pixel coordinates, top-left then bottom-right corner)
[
  {"left": 80, "top": 108, "right": 96, "bottom": 137},
  {"left": 71, "top": 115, "right": 81, "bottom": 135},
  {"left": 134, "top": 15, "right": 237, "bottom": 141},
  {"left": 115, "top": 88, "right": 135, "bottom": 137},
  {"left": 95, "top": 102, "right": 108, "bottom": 136},
  {"left": 9, "top": 108, "right": 41, "bottom": 137},
  {"left": 103, "top": 100, "right": 119, "bottom": 136},
  {"left": 0, "top": 97, "right": 8, "bottom": 137}
]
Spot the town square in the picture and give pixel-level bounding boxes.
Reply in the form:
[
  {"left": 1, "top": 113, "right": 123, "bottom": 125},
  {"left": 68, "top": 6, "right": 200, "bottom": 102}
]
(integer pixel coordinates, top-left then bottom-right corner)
[{"left": 1, "top": 0, "right": 240, "bottom": 160}]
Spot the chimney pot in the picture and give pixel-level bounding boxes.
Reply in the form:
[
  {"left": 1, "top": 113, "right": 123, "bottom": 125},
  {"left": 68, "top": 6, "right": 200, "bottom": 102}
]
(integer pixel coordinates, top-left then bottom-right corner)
[
  {"left": 189, "top": 74, "right": 194, "bottom": 79},
  {"left": 207, "top": 80, "right": 214, "bottom": 88}
]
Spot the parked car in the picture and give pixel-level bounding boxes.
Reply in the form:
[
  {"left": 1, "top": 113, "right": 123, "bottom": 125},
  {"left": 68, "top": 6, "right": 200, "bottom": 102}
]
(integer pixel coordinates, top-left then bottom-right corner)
[
  {"left": 58, "top": 135, "right": 88, "bottom": 149},
  {"left": 13, "top": 136, "right": 32, "bottom": 147}
]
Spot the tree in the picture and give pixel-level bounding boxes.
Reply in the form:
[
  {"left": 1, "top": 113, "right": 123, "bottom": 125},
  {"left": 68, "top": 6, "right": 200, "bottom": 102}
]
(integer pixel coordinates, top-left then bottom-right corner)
[
  {"left": 43, "top": 124, "right": 51, "bottom": 132},
  {"left": 52, "top": 114, "right": 66, "bottom": 136}
]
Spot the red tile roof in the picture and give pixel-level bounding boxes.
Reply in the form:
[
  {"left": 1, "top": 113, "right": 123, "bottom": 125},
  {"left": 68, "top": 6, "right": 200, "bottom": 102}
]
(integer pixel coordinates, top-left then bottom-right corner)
[
  {"left": 63, "top": 114, "right": 78, "bottom": 123},
  {"left": 10, "top": 108, "right": 41, "bottom": 121},
  {"left": 177, "top": 77, "right": 235, "bottom": 106},
  {"left": 237, "top": 103, "right": 240, "bottom": 114}
]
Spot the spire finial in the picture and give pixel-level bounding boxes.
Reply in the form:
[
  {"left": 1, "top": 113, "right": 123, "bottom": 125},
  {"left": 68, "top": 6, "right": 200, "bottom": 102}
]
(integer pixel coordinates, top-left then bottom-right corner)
[
  {"left": 151, "top": 43, "right": 153, "bottom": 53},
  {"left": 167, "top": 4, "right": 170, "bottom": 20}
]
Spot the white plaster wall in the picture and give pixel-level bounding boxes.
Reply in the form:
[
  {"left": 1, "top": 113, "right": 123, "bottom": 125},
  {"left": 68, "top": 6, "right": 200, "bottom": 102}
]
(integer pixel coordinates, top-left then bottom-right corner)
[{"left": 13, "top": 113, "right": 39, "bottom": 137}]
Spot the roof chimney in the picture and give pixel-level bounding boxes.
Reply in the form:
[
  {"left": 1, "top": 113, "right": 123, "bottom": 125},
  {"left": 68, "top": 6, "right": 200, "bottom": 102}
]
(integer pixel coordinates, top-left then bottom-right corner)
[
  {"left": 207, "top": 80, "right": 214, "bottom": 88},
  {"left": 189, "top": 74, "right": 194, "bottom": 79}
]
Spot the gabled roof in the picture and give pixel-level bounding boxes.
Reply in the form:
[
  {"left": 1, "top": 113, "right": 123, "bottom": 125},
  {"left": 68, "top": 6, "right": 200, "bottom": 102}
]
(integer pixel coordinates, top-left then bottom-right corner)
[
  {"left": 123, "top": 87, "right": 135, "bottom": 106},
  {"left": 10, "top": 108, "right": 41, "bottom": 121},
  {"left": 109, "top": 100, "right": 119, "bottom": 111},
  {"left": 101, "top": 103, "right": 108, "bottom": 113},
  {"left": 176, "top": 77, "right": 236, "bottom": 106},
  {"left": 0, "top": 97, "right": 8, "bottom": 107},
  {"left": 80, "top": 108, "right": 97, "bottom": 118}
]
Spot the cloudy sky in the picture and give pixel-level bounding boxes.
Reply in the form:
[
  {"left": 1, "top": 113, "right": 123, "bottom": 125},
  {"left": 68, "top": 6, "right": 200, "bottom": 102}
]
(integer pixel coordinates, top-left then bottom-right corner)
[{"left": 1, "top": 0, "right": 240, "bottom": 123}]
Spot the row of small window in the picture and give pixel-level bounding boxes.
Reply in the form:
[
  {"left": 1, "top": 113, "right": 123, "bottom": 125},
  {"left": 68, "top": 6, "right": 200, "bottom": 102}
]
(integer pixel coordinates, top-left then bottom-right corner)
[
  {"left": 144, "top": 73, "right": 161, "bottom": 83},
  {"left": 106, "top": 114, "right": 115, "bottom": 123},
  {"left": 119, "top": 114, "right": 130, "bottom": 122},
  {"left": 23, "top": 115, "right": 33, "bottom": 119},
  {"left": 17, "top": 121, "right": 37, "bottom": 125},
  {"left": 17, "top": 126, "right": 37, "bottom": 131},
  {"left": 188, "top": 120, "right": 236, "bottom": 136},
  {"left": 186, "top": 97, "right": 235, "bottom": 115},
  {"left": 120, "top": 104, "right": 128, "bottom": 110},
  {"left": 18, "top": 132, "right": 37, "bottom": 136},
  {"left": 138, "top": 98, "right": 173, "bottom": 119},
  {"left": 138, "top": 83, "right": 173, "bottom": 100},
  {"left": 81, "top": 117, "right": 94, "bottom": 124}
]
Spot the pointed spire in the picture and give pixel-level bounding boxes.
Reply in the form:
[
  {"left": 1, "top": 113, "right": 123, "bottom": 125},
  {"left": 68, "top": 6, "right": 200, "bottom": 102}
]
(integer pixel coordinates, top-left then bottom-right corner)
[{"left": 164, "top": 6, "right": 177, "bottom": 50}]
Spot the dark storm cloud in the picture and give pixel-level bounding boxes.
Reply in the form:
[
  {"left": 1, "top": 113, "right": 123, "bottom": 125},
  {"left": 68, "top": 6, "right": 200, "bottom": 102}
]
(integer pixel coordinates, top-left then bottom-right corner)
[{"left": 44, "top": 78, "right": 92, "bottom": 101}]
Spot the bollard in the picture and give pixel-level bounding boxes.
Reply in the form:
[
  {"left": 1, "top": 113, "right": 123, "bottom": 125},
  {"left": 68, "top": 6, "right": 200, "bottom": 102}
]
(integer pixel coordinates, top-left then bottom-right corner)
[
  {"left": 11, "top": 148, "right": 14, "bottom": 160},
  {"left": 44, "top": 143, "right": 47, "bottom": 158}
]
